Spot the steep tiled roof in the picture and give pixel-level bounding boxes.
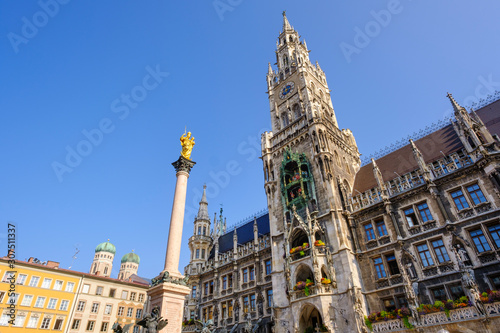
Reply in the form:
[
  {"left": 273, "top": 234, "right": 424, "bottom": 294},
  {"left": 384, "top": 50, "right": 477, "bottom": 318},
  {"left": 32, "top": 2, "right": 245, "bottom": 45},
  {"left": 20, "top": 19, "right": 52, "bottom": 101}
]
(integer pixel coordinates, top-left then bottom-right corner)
[
  {"left": 209, "top": 213, "right": 270, "bottom": 259},
  {"left": 352, "top": 100, "right": 500, "bottom": 194}
]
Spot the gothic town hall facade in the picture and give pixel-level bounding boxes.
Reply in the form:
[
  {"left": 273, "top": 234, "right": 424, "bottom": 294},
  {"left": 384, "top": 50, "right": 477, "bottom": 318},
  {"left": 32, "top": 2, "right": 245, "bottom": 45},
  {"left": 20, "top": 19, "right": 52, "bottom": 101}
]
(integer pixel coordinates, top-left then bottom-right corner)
[{"left": 183, "top": 14, "right": 500, "bottom": 333}]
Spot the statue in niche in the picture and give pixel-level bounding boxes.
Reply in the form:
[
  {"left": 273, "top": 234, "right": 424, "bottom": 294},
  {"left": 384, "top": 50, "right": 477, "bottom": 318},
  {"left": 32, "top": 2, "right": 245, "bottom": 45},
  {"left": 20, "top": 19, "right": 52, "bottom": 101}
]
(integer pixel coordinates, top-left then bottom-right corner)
[{"left": 455, "top": 244, "right": 472, "bottom": 267}]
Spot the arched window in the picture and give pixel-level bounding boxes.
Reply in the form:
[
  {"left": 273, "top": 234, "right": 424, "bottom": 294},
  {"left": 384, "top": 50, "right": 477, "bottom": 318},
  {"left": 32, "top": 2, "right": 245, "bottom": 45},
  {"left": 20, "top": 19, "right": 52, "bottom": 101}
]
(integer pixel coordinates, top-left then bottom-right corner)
[
  {"left": 291, "top": 229, "right": 309, "bottom": 248},
  {"left": 343, "top": 157, "right": 351, "bottom": 174},
  {"left": 310, "top": 82, "right": 316, "bottom": 94},
  {"left": 467, "top": 136, "right": 476, "bottom": 149},
  {"left": 283, "top": 56, "right": 289, "bottom": 67},
  {"left": 281, "top": 112, "right": 289, "bottom": 128},
  {"left": 293, "top": 104, "right": 301, "bottom": 119},
  {"left": 104, "top": 266, "right": 108, "bottom": 275},
  {"left": 289, "top": 36, "right": 293, "bottom": 42},
  {"left": 334, "top": 151, "right": 340, "bottom": 166},
  {"left": 264, "top": 161, "right": 269, "bottom": 181}
]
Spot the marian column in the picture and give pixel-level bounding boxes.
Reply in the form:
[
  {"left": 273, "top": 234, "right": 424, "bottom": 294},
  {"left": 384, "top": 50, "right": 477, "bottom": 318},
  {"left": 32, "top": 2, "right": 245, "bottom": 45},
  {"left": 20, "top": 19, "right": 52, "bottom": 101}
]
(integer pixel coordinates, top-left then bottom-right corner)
[
  {"left": 164, "top": 154, "right": 196, "bottom": 276},
  {"left": 147, "top": 132, "right": 195, "bottom": 333}
]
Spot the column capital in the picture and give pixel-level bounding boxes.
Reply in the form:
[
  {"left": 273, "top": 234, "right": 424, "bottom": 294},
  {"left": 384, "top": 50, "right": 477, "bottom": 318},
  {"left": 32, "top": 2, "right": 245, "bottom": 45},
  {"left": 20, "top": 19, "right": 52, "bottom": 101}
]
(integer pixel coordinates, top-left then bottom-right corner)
[{"left": 172, "top": 156, "right": 196, "bottom": 174}]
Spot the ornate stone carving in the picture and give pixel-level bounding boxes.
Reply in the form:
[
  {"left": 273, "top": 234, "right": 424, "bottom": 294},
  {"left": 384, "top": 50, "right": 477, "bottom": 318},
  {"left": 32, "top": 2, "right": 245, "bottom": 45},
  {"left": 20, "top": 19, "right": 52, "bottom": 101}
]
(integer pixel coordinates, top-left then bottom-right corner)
[{"left": 172, "top": 156, "right": 196, "bottom": 175}]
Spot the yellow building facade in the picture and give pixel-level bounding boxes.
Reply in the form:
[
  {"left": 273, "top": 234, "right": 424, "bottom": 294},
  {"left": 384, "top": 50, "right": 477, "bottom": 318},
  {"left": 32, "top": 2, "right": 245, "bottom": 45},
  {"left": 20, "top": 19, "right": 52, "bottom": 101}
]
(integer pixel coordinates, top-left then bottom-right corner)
[
  {"left": 0, "top": 258, "right": 81, "bottom": 332},
  {"left": 0, "top": 253, "right": 148, "bottom": 332}
]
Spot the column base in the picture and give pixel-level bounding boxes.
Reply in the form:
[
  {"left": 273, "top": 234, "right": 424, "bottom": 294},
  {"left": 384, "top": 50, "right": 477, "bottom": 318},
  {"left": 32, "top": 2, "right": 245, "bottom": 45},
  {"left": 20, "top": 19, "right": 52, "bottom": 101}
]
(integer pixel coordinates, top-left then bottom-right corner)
[{"left": 148, "top": 280, "right": 190, "bottom": 333}]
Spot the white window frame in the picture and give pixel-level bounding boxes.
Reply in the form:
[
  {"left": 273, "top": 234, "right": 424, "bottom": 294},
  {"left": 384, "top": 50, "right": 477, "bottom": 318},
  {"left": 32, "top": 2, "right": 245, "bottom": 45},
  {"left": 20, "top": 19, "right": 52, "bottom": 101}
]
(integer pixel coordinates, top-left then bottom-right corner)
[
  {"left": 34, "top": 296, "right": 46, "bottom": 308},
  {"left": 41, "top": 278, "right": 52, "bottom": 288},
  {"left": 65, "top": 281, "right": 75, "bottom": 292},
  {"left": 13, "top": 314, "right": 26, "bottom": 327},
  {"left": 40, "top": 317, "right": 51, "bottom": 329},
  {"left": 26, "top": 315, "right": 39, "bottom": 328},
  {"left": 77, "top": 300, "right": 86, "bottom": 311},
  {"left": 53, "top": 280, "right": 63, "bottom": 291},
  {"left": 59, "top": 300, "right": 70, "bottom": 311},
  {"left": 29, "top": 275, "right": 40, "bottom": 287},
  {"left": 21, "top": 294, "right": 33, "bottom": 306},
  {"left": 91, "top": 302, "right": 99, "bottom": 313},
  {"left": 47, "top": 297, "right": 58, "bottom": 309},
  {"left": 16, "top": 273, "right": 28, "bottom": 285}
]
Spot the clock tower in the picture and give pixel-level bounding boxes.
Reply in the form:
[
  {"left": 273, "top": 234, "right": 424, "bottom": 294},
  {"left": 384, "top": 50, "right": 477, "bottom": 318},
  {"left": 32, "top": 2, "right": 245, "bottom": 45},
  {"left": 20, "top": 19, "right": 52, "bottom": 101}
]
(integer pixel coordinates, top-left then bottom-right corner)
[{"left": 261, "top": 13, "right": 367, "bottom": 332}]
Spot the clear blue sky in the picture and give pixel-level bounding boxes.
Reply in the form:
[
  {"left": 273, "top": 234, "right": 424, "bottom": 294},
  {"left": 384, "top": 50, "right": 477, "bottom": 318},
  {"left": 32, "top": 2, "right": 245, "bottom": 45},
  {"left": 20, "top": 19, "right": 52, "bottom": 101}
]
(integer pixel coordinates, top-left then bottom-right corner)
[{"left": 1, "top": 1, "right": 500, "bottom": 279}]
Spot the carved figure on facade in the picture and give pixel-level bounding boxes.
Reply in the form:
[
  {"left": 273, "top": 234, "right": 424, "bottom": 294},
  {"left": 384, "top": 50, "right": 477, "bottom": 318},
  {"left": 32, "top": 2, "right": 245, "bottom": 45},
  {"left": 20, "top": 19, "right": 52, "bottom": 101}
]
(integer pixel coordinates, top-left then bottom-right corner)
[
  {"left": 352, "top": 288, "right": 368, "bottom": 333},
  {"left": 399, "top": 257, "right": 421, "bottom": 325},
  {"left": 242, "top": 314, "right": 252, "bottom": 333},
  {"left": 193, "top": 319, "right": 215, "bottom": 333},
  {"left": 455, "top": 244, "right": 472, "bottom": 268},
  {"left": 325, "top": 248, "right": 337, "bottom": 288},
  {"left": 219, "top": 319, "right": 228, "bottom": 333}
]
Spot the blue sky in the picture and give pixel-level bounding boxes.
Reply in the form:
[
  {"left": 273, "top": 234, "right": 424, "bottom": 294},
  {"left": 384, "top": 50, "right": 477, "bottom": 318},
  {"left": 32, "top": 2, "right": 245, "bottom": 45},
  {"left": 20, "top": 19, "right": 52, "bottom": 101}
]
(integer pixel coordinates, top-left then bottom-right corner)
[{"left": 1, "top": 1, "right": 500, "bottom": 279}]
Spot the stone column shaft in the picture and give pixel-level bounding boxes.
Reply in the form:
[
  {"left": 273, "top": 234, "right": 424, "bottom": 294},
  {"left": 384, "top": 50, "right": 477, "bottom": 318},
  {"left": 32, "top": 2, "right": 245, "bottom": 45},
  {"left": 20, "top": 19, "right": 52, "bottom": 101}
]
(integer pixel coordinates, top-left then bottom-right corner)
[
  {"left": 163, "top": 156, "right": 195, "bottom": 276},
  {"left": 164, "top": 171, "right": 189, "bottom": 275}
]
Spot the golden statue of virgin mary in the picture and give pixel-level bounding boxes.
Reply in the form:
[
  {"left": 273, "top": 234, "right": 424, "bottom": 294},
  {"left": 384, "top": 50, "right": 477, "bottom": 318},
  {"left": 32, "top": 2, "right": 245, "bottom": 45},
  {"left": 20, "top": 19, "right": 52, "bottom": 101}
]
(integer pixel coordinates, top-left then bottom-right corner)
[{"left": 180, "top": 131, "right": 195, "bottom": 160}]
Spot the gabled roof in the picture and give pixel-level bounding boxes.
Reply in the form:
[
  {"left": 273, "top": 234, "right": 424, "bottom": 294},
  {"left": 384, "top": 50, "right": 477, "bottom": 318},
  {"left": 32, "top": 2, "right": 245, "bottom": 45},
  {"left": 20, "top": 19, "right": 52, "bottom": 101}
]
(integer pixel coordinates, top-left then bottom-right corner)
[{"left": 352, "top": 99, "right": 500, "bottom": 194}]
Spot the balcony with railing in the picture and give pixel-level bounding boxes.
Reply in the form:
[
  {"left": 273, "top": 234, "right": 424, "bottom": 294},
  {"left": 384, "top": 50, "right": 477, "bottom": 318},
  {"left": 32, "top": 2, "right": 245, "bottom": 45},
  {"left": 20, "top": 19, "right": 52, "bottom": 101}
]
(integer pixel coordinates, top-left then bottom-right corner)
[{"left": 350, "top": 150, "right": 473, "bottom": 213}]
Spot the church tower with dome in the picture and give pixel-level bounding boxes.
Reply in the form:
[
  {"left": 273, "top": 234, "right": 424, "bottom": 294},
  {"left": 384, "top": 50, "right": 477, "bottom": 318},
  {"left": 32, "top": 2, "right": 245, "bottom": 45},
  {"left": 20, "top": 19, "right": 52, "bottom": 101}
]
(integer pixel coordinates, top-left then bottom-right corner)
[
  {"left": 90, "top": 240, "right": 116, "bottom": 277},
  {"left": 119, "top": 251, "right": 140, "bottom": 280}
]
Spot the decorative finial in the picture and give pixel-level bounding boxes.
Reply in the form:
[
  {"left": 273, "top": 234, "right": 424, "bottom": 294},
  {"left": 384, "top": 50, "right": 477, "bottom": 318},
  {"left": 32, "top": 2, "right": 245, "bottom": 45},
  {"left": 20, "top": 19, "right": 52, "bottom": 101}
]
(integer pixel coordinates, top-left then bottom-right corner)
[
  {"left": 107, "top": 239, "right": 110, "bottom": 242},
  {"left": 282, "top": 10, "right": 286, "bottom": 17}
]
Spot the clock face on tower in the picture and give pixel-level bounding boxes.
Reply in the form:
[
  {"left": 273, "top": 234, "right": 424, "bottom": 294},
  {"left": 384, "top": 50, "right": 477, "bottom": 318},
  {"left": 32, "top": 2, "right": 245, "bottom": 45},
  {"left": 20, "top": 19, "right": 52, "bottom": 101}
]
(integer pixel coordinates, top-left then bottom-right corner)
[{"left": 279, "top": 81, "right": 295, "bottom": 99}]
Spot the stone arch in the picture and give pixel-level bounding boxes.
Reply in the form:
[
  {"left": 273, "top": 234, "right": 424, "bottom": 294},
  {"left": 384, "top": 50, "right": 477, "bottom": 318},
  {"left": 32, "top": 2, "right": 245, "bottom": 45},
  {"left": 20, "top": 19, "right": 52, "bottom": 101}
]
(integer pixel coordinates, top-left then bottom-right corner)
[
  {"left": 290, "top": 227, "right": 309, "bottom": 248},
  {"left": 297, "top": 303, "right": 325, "bottom": 333},
  {"left": 334, "top": 151, "right": 340, "bottom": 166},
  {"left": 294, "top": 263, "right": 314, "bottom": 285},
  {"left": 320, "top": 265, "right": 329, "bottom": 279}
]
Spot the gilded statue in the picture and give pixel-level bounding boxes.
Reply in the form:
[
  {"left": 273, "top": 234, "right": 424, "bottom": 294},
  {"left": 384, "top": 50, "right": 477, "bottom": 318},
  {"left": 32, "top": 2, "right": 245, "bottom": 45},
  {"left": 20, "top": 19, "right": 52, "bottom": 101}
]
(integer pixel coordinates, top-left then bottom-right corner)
[{"left": 180, "top": 131, "right": 195, "bottom": 160}]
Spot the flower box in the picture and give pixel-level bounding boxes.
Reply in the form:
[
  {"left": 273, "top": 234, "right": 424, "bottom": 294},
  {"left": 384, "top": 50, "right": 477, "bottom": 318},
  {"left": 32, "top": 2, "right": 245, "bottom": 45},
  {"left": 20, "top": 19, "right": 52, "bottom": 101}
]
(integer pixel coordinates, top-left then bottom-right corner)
[
  {"left": 289, "top": 243, "right": 310, "bottom": 255},
  {"left": 314, "top": 240, "right": 325, "bottom": 247},
  {"left": 320, "top": 278, "right": 331, "bottom": 285}
]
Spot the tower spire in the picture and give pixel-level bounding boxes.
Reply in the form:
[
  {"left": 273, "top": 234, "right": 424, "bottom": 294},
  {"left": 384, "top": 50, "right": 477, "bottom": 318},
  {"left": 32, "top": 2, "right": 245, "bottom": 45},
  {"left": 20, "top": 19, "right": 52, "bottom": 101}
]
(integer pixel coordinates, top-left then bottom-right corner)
[
  {"left": 371, "top": 158, "right": 387, "bottom": 198},
  {"left": 196, "top": 184, "right": 209, "bottom": 221},
  {"left": 282, "top": 10, "right": 293, "bottom": 32},
  {"left": 410, "top": 139, "right": 432, "bottom": 181},
  {"left": 447, "top": 92, "right": 462, "bottom": 114}
]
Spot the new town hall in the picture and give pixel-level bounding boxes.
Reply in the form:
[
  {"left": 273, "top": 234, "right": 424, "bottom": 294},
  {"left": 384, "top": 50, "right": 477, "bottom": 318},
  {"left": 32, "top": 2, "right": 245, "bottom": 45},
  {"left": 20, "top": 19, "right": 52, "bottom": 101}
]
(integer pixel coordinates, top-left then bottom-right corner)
[{"left": 182, "top": 14, "right": 500, "bottom": 333}]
